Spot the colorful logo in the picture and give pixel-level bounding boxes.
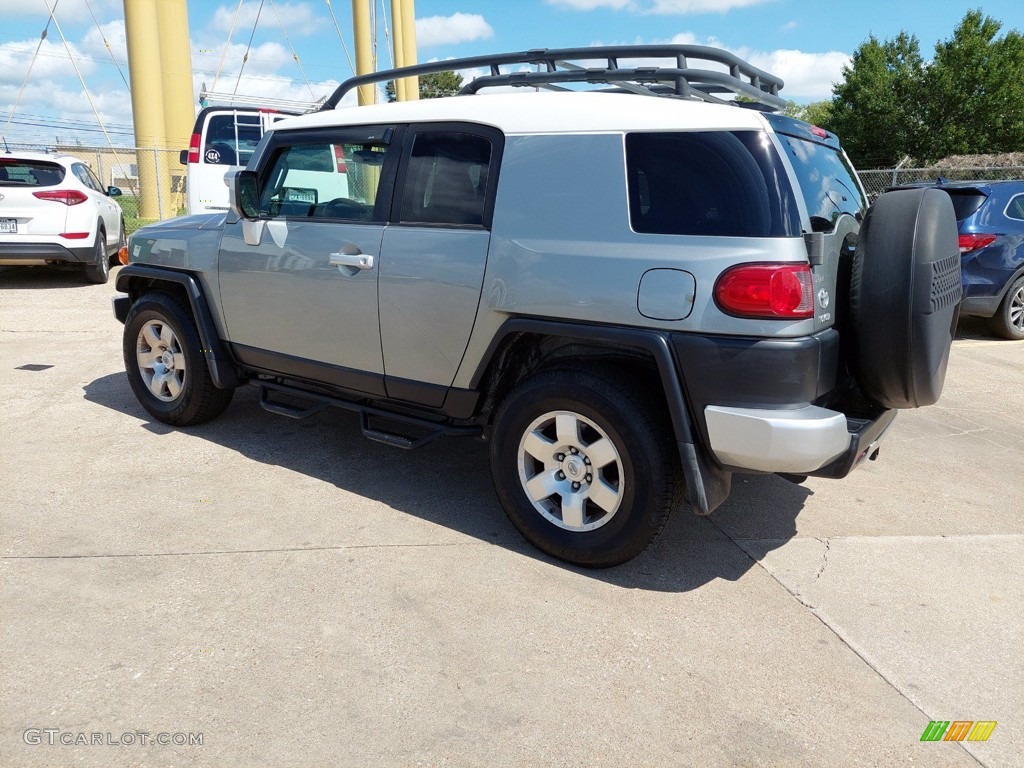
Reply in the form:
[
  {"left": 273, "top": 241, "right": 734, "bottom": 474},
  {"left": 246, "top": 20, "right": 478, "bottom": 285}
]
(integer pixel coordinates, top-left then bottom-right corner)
[{"left": 920, "top": 721, "right": 996, "bottom": 742}]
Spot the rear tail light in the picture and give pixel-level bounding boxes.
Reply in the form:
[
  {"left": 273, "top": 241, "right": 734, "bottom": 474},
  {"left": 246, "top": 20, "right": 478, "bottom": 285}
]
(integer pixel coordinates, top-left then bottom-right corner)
[
  {"left": 59, "top": 232, "right": 90, "bottom": 239},
  {"left": 33, "top": 189, "right": 88, "bottom": 206},
  {"left": 714, "top": 263, "right": 815, "bottom": 319},
  {"left": 333, "top": 144, "right": 347, "bottom": 173},
  {"left": 958, "top": 233, "right": 997, "bottom": 253},
  {"left": 187, "top": 133, "right": 201, "bottom": 163}
]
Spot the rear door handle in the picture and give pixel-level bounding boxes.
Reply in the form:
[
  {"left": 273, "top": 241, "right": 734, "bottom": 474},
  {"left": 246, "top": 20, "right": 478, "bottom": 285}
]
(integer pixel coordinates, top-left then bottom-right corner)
[{"left": 329, "top": 252, "right": 374, "bottom": 270}]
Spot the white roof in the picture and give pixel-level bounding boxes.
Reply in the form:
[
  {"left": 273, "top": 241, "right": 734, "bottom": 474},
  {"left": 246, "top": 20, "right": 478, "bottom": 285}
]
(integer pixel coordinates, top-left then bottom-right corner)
[{"left": 268, "top": 90, "right": 769, "bottom": 136}]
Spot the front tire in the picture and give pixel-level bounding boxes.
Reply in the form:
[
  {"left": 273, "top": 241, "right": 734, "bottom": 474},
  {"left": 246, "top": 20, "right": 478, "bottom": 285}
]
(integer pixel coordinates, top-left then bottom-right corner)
[
  {"left": 83, "top": 227, "right": 109, "bottom": 284},
  {"left": 123, "top": 292, "right": 234, "bottom": 426},
  {"left": 988, "top": 275, "right": 1024, "bottom": 340},
  {"left": 490, "top": 369, "right": 681, "bottom": 567}
]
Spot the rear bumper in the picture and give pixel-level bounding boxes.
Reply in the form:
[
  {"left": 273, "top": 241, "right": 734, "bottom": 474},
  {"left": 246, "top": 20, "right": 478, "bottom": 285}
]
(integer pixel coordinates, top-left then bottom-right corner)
[
  {"left": 0, "top": 242, "right": 94, "bottom": 264},
  {"left": 959, "top": 295, "right": 1001, "bottom": 318},
  {"left": 672, "top": 328, "right": 895, "bottom": 478},
  {"left": 705, "top": 404, "right": 850, "bottom": 473},
  {"left": 704, "top": 404, "right": 895, "bottom": 476}
]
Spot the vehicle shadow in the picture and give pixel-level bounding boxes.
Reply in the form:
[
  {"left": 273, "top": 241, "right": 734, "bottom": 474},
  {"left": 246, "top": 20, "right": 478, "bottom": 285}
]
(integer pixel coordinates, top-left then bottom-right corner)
[
  {"left": 0, "top": 264, "right": 96, "bottom": 288},
  {"left": 83, "top": 372, "right": 811, "bottom": 593}
]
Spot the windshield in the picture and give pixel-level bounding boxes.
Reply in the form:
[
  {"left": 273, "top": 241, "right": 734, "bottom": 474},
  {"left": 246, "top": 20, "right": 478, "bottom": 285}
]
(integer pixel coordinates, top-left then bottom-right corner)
[{"left": 778, "top": 135, "right": 866, "bottom": 233}]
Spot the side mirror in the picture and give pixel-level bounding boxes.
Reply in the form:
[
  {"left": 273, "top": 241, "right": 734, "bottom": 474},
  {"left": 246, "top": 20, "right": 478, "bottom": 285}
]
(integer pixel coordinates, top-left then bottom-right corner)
[
  {"left": 107, "top": 186, "right": 122, "bottom": 197},
  {"left": 227, "top": 170, "right": 260, "bottom": 220},
  {"left": 179, "top": 149, "right": 189, "bottom": 165}
]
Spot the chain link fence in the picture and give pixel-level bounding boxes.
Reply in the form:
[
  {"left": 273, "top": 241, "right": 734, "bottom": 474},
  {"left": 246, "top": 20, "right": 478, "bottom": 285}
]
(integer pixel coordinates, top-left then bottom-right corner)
[{"left": 859, "top": 166, "right": 1024, "bottom": 200}]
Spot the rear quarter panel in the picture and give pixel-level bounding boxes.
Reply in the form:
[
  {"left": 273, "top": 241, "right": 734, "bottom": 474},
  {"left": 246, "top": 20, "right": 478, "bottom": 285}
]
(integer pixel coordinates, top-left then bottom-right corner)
[{"left": 452, "top": 132, "right": 813, "bottom": 388}]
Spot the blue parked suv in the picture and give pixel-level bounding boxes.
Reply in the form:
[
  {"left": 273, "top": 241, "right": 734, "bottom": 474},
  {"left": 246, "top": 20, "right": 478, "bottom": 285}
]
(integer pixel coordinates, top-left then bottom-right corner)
[{"left": 894, "top": 180, "right": 1024, "bottom": 339}]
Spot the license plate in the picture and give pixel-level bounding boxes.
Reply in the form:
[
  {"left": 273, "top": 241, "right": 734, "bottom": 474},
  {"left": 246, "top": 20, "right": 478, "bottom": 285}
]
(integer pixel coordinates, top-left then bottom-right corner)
[{"left": 0, "top": 219, "right": 16, "bottom": 234}]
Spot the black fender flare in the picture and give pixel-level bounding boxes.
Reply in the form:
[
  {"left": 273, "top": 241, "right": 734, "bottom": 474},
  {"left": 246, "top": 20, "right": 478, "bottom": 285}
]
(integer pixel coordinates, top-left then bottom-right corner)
[
  {"left": 471, "top": 318, "right": 731, "bottom": 515},
  {"left": 114, "top": 265, "right": 240, "bottom": 389}
]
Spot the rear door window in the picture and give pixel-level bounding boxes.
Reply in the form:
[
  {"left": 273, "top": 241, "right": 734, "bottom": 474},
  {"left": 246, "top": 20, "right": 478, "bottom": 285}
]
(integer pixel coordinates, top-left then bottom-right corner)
[
  {"left": 1006, "top": 193, "right": 1024, "bottom": 221},
  {"left": 204, "top": 113, "right": 264, "bottom": 166},
  {"left": 72, "top": 163, "right": 103, "bottom": 193},
  {"left": 945, "top": 189, "right": 988, "bottom": 222},
  {"left": 0, "top": 159, "right": 66, "bottom": 187},
  {"left": 626, "top": 131, "right": 800, "bottom": 237},
  {"left": 398, "top": 131, "right": 493, "bottom": 227}
]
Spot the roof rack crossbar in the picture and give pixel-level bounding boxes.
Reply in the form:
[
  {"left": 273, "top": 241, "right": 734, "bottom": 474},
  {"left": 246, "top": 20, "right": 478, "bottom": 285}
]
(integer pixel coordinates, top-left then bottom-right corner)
[
  {"left": 456, "top": 68, "right": 787, "bottom": 109},
  {"left": 321, "top": 45, "right": 785, "bottom": 111}
]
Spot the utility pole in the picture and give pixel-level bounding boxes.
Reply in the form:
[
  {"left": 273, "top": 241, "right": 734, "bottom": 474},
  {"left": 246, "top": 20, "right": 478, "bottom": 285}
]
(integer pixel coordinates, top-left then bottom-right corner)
[
  {"left": 390, "top": 0, "right": 406, "bottom": 101},
  {"left": 351, "top": 0, "right": 375, "bottom": 105},
  {"left": 400, "top": 0, "right": 418, "bottom": 100},
  {"left": 123, "top": 0, "right": 193, "bottom": 219}
]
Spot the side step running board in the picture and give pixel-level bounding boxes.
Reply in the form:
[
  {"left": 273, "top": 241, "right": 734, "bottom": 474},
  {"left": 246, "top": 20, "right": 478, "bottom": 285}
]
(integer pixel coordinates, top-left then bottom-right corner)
[{"left": 258, "top": 381, "right": 480, "bottom": 450}]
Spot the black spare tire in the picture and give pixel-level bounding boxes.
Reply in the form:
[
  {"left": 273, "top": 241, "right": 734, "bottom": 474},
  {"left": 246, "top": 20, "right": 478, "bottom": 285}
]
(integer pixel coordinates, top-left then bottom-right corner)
[{"left": 849, "top": 188, "right": 961, "bottom": 409}]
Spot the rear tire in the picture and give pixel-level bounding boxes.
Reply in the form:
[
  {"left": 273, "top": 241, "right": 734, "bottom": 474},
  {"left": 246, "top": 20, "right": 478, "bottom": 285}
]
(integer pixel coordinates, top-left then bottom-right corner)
[
  {"left": 123, "top": 292, "right": 234, "bottom": 426},
  {"left": 988, "top": 275, "right": 1024, "bottom": 340},
  {"left": 490, "top": 368, "right": 681, "bottom": 567},
  {"left": 83, "top": 227, "right": 109, "bottom": 284}
]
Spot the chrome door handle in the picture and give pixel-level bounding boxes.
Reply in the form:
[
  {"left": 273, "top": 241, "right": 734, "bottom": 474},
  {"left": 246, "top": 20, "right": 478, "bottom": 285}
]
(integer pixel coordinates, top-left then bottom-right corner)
[{"left": 329, "top": 252, "right": 374, "bottom": 269}]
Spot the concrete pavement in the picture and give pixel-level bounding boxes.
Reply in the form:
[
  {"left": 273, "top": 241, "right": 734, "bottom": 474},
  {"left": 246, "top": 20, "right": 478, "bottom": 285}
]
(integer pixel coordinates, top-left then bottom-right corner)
[{"left": 1, "top": 265, "right": 1021, "bottom": 767}]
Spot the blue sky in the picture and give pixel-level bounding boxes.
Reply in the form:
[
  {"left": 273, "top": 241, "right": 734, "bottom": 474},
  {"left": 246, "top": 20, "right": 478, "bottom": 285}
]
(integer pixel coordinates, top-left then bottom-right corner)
[{"left": 0, "top": 0, "right": 1021, "bottom": 146}]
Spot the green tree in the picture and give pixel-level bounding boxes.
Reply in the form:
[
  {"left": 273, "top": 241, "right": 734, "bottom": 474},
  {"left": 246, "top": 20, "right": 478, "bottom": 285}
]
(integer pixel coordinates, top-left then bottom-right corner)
[
  {"left": 826, "top": 33, "right": 925, "bottom": 168},
  {"left": 918, "top": 10, "right": 1024, "bottom": 161},
  {"left": 783, "top": 100, "right": 833, "bottom": 127},
  {"left": 386, "top": 70, "right": 464, "bottom": 102}
]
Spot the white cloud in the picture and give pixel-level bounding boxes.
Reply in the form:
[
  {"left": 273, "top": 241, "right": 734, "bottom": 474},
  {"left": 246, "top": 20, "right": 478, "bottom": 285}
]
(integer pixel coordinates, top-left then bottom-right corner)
[
  {"left": 610, "top": 33, "right": 847, "bottom": 101},
  {"left": 415, "top": 13, "right": 494, "bottom": 47},
  {"left": 209, "top": 1, "right": 321, "bottom": 38},
  {"left": 742, "top": 48, "right": 848, "bottom": 100},
  {"left": 0, "top": 37, "right": 96, "bottom": 86},
  {"left": 0, "top": 0, "right": 119, "bottom": 18},
  {"left": 80, "top": 20, "right": 127, "bottom": 64}
]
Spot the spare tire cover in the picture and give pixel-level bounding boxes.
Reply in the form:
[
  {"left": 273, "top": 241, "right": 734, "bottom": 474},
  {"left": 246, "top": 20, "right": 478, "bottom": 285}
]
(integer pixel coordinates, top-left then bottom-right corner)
[{"left": 849, "top": 188, "right": 961, "bottom": 409}]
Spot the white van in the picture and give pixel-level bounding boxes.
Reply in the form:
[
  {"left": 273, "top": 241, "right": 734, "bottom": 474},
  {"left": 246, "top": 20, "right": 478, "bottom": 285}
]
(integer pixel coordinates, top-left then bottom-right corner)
[{"left": 179, "top": 107, "right": 296, "bottom": 214}]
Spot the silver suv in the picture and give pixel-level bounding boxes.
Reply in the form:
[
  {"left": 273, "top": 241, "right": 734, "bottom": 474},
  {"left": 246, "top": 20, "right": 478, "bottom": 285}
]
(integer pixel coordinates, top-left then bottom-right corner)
[{"left": 113, "top": 47, "right": 961, "bottom": 566}]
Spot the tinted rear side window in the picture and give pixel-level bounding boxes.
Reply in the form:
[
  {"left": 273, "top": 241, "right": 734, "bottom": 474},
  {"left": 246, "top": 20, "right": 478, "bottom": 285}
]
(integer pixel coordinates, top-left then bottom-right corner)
[
  {"left": 945, "top": 189, "right": 988, "bottom": 221},
  {"left": 1006, "top": 193, "right": 1024, "bottom": 221},
  {"left": 626, "top": 131, "right": 799, "bottom": 238},
  {"left": 0, "top": 159, "right": 66, "bottom": 187},
  {"left": 779, "top": 135, "right": 865, "bottom": 232},
  {"left": 400, "top": 132, "right": 492, "bottom": 227},
  {"left": 204, "top": 113, "right": 263, "bottom": 166}
]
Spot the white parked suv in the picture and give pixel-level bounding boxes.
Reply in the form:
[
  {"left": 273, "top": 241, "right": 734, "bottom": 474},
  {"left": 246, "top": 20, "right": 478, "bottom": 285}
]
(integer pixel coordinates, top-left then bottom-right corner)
[{"left": 0, "top": 151, "right": 125, "bottom": 283}]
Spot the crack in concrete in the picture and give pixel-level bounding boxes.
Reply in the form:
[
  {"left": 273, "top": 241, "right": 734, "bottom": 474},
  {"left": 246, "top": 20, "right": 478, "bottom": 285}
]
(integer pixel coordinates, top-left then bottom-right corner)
[
  {"left": 707, "top": 519, "right": 989, "bottom": 768},
  {"left": 813, "top": 536, "right": 831, "bottom": 580}
]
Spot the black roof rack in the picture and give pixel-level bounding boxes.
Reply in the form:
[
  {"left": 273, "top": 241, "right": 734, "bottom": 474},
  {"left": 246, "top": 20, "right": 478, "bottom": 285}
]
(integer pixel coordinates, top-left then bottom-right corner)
[{"left": 322, "top": 45, "right": 786, "bottom": 111}]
